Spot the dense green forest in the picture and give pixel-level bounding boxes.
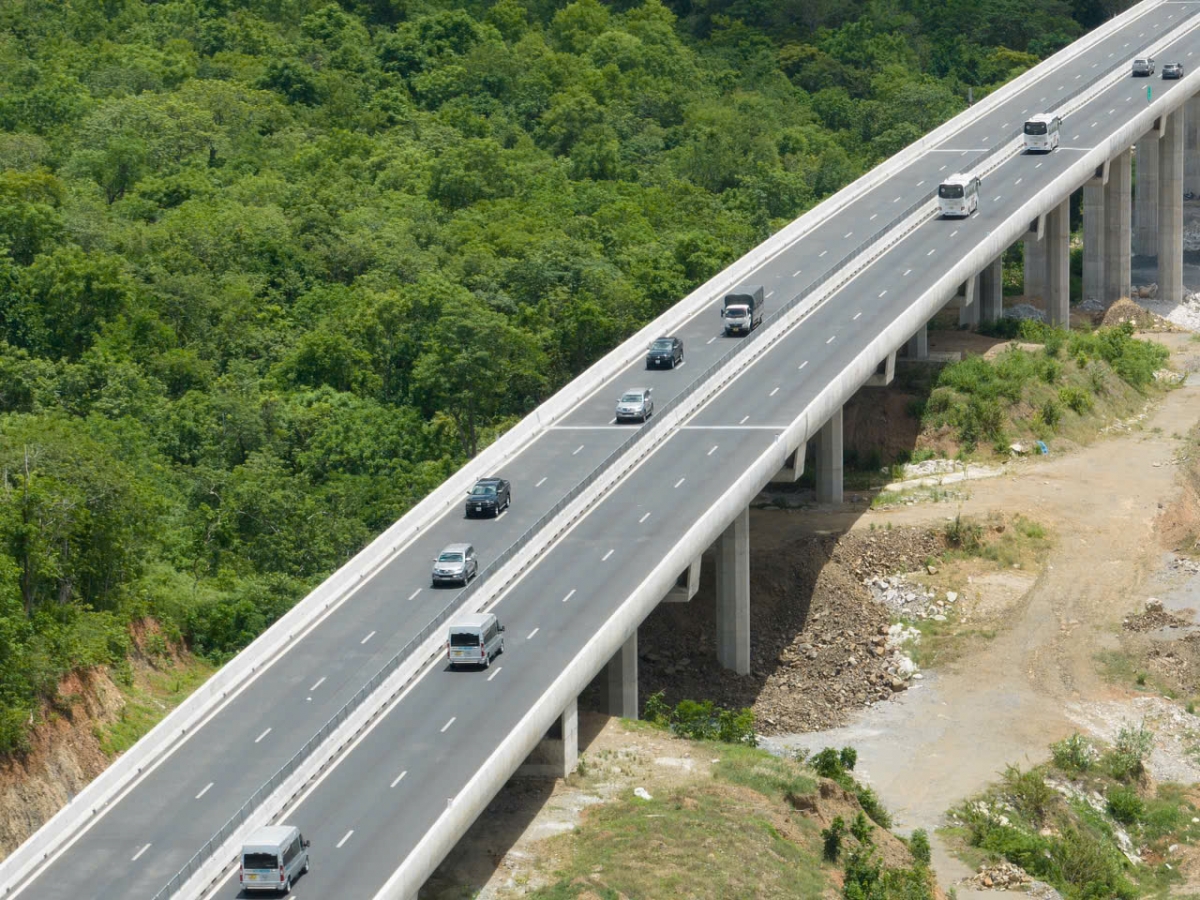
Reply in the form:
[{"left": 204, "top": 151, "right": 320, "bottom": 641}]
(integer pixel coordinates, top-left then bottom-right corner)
[{"left": 0, "top": 0, "right": 1112, "bottom": 752}]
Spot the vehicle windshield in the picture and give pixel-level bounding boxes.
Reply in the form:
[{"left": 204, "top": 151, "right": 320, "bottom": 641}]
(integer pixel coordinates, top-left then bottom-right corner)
[
  {"left": 620, "top": 393, "right": 644, "bottom": 403},
  {"left": 450, "top": 631, "right": 481, "bottom": 647},
  {"left": 725, "top": 306, "right": 748, "bottom": 315},
  {"left": 470, "top": 484, "right": 496, "bottom": 496},
  {"left": 938, "top": 184, "right": 964, "bottom": 199},
  {"left": 438, "top": 552, "right": 464, "bottom": 563},
  {"left": 651, "top": 339, "right": 673, "bottom": 350},
  {"left": 243, "top": 853, "right": 278, "bottom": 871},
  {"left": 1024, "top": 122, "right": 1047, "bottom": 135}
]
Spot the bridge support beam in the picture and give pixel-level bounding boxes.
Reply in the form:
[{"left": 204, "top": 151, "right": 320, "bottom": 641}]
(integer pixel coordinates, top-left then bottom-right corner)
[
  {"left": 1159, "top": 106, "right": 1185, "bottom": 304},
  {"left": 865, "top": 351, "right": 896, "bottom": 386},
  {"left": 665, "top": 556, "right": 701, "bottom": 602},
  {"left": 815, "top": 408, "right": 843, "bottom": 504},
  {"left": 715, "top": 506, "right": 750, "bottom": 675},
  {"left": 904, "top": 323, "right": 928, "bottom": 360},
  {"left": 1134, "top": 129, "right": 1159, "bottom": 256},
  {"left": 1046, "top": 198, "right": 1070, "bottom": 328},
  {"left": 1083, "top": 179, "right": 1105, "bottom": 304},
  {"left": 602, "top": 632, "right": 638, "bottom": 719},
  {"left": 958, "top": 275, "right": 979, "bottom": 328},
  {"left": 1186, "top": 96, "right": 1200, "bottom": 196},
  {"left": 1023, "top": 218, "right": 1046, "bottom": 301},
  {"left": 517, "top": 697, "right": 578, "bottom": 778},
  {"left": 770, "top": 444, "right": 804, "bottom": 483},
  {"left": 1105, "top": 147, "right": 1132, "bottom": 303},
  {"left": 980, "top": 256, "right": 1004, "bottom": 323}
]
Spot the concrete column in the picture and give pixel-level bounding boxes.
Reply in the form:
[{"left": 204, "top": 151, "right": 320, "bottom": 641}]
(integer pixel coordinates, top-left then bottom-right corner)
[
  {"left": 603, "top": 632, "right": 638, "bottom": 719},
  {"left": 1159, "top": 106, "right": 1185, "bottom": 304},
  {"left": 517, "top": 697, "right": 578, "bottom": 778},
  {"left": 1104, "top": 148, "right": 1132, "bottom": 303},
  {"left": 980, "top": 256, "right": 1004, "bottom": 323},
  {"left": 1186, "top": 96, "right": 1200, "bottom": 196},
  {"left": 815, "top": 407, "right": 843, "bottom": 504},
  {"left": 905, "top": 323, "right": 928, "bottom": 359},
  {"left": 1083, "top": 182, "right": 1105, "bottom": 303},
  {"left": 1024, "top": 235, "right": 1046, "bottom": 300},
  {"left": 715, "top": 506, "right": 750, "bottom": 675},
  {"left": 1134, "top": 132, "right": 1159, "bottom": 256},
  {"left": 958, "top": 275, "right": 980, "bottom": 328},
  {"left": 1046, "top": 198, "right": 1070, "bottom": 328}
]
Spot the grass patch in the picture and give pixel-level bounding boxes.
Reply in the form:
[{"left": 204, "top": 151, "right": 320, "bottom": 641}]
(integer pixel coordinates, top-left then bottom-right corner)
[
  {"left": 903, "top": 610, "right": 997, "bottom": 669},
  {"left": 529, "top": 776, "right": 827, "bottom": 899},
  {"left": 925, "top": 321, "right": 1165, "bottom": 454},
  {"left": 713, "top": 743, "right": 817, "bottom": 802},
  {"left": 95, "top": 655, "right": 215, "bottom": 757},
  {"left": 942, "top": 513, "right": 1052, "bottom": 568}
]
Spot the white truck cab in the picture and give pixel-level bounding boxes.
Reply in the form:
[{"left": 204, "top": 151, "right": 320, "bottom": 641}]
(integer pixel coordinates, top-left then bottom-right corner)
[
  {"left": 1023, "top": 114, "right": 1061, "bottom": 153},
  {"left": 937, "top": 173, "right": 981, "bottom": 218}
]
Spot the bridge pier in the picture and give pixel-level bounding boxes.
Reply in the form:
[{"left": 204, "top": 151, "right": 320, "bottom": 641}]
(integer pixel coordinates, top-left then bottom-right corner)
[
  {"left": 1134, "top": 129, "right": 1159, "bottom": 256},
  {"left": 904, "top": 323, "right": 928, "bottom": 360},
  {"left": 1023, "top": 217, "right": 1046, "bottom": 301},
  {"left": 1083, "top": 176, "right": 1106, "bottom": 304},
  {"left": 1188, "top": 96, "right": 1200, "bottom": 197},
  {"left": 1046, "top": 198, "right": 1070, "bottom": 328},
  {"left": 1159, "top": 106, "right": 1184, "bottom": 304},
  {"left": 980, "top": 256, "right": 1004, "bottom": 324},
  {"left": 601, "top": 632, "right": 638, "bottom": 719},
  {"left": 715, "top": 506, "right": 750, "bottom": 675},
  {"left": 517, "top": 697, "right": 578, "bottom": 778},
  {"left": 958, "top": 275, "right": 979, "bottom": 328},
  {"left": 815, "top": 408, "right": 843, "bottom": 504},
  {"left": 1105, "top": 147, "right": 1132, "bottom": 303}
]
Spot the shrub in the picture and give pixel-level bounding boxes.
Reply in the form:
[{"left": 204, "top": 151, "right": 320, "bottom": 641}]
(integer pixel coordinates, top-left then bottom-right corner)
[
  {"left": 1039, "top": 358, "right": 1061, "bottom": 384},
  {"left": 715, "top": 706, "right": 757, "bottom": 746},
  {"left": 850, "top": 810, "right": 874, "bottom": 844},
  {"left": 1106, "top": 785, "right": 1144, "bottom": 825},
  {"left": 840, "top": 746, "right": 858, "bottom": 771},
  {"left": 811, "top": 747, "right": 845, "bottom": 779},
  {"left": 1039, "top": 398, "right": 1062, "bottom": 428},
  {"left": 909, "top": 828, "right": 932, "bottom": 865},
  {"left": 959, "top": 396, "right": 1005, "bottom": 445},
  {"left": 661, "top": 697, "right": 757, "bottom": 746},
  {"left": 823, "top": 815, "right": 846, "bottom": 861},
  {"left": 1002, "top": 764, "right": 1056, "bottom": 825},
  {"left": 1105, "top": 720, "right": 1154, "bottom": 781},
  {"left": 643, "top": 690, "right": 670, "bottom": 725},
  {"left": 856, "top": 784, "right": 893, "bottom": 829},
  {"left": 1050, "top": 732, "right": 1092, "bottom": 773},
  {"left": 1059, "top": 385, "right": 1093, "bottom": 414},
  {"left": 945, "top": 514, "right": 984, "bottom": 552}
]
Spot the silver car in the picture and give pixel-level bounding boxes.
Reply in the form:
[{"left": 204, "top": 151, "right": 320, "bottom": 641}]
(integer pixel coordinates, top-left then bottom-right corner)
[
  {"left": 615, "top": 388, "right": 653, "bottom": 423},
  {"left": 431, "top": 543, "right": 478, "bottom": 587}
]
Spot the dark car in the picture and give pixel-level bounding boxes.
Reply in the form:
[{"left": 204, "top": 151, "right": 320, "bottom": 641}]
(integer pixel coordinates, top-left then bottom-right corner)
[
  {"left": 1163, "top": 62, "right": 1185, "bottom": 79},
  {"left": 465, "top": 477, "right": 511, "bottom": 518},
  {"left": 645, "top": 336, "right": 684, "bottom": 369}
]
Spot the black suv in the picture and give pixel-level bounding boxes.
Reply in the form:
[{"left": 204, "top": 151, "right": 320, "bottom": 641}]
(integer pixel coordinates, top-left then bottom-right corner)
[
  {"left": 465, "top": 477, "right": 511, "bottom": 518},
  {"left": 645, "top": 336, "right": 684, "bottom": 369},
  {"left": 1164, "top": 62, "right": 1185, "bottom": 80}
]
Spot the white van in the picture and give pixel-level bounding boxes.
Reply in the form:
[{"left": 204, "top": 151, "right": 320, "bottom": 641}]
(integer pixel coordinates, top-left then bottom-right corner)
[
  {"left": 240, "top": 825, "right": 309, "bottom": 894},
  {"left": 1023, "top": 114, "right": 1061, "bottom": 152},
  {"left": 447, "top": 613, "right": 505, "bottom": 668},
  {"left": 937, "top": 173, "right": 981, "bottom": 218}
]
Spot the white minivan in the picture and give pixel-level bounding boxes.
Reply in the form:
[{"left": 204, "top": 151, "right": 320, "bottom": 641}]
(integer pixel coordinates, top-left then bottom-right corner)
[
  {"left": 447, "top": 613, "right": 505, "bottom": 668},
  {"left": 937, "top": 173, "right": 981, "bottom": 218},
  {"left": 240, "top": 825, "right": 310, "bottom": 894},
  {"left": 1023, "top": 114, "right": 1061, "bottom": 153}
]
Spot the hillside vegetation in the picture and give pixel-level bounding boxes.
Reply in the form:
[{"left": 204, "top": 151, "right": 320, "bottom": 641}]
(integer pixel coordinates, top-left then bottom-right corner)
[{"left": 0, "top": 0, "right": 1109, "bottom": 754}]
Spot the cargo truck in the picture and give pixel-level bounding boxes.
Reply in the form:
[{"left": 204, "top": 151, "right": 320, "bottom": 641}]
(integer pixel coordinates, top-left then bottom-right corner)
[{"left": 722, "top": 285, "right": 764, "bottom": 336}]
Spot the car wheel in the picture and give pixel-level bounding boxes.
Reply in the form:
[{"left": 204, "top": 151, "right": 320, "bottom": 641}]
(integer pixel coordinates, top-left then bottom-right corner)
[
  {"left": 283, "top": 878, "right": 292, "bottom": 895},
  {"left": 303, "top": 860, "right": 310, "bottom": 875},
  {"left": 483, "top": 651, "right": 491, "bottom": 668}
]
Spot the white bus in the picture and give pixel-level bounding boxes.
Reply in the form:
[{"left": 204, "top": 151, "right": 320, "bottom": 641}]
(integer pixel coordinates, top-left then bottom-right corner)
[
  {"left": 937, "top": 173, "right": 981, "bottom": 218},
  {"left": 1023, "top": 114, "right": 1061, "bottom": 152}
]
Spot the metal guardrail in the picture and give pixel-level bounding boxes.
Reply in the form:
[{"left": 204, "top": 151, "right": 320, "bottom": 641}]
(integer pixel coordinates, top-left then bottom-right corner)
[{"left": 150, "top": 13, "right": 1200, "bottom": 899}]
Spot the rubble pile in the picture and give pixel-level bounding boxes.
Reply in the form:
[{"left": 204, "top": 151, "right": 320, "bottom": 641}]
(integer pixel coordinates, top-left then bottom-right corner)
[
  {"left": 961, "top": 862, "right": 1032, "bottom": 889},
  {"left": 1003, "top": 303, "right": 1045, "bottom": 321},
  {"left": 1123, "top": 597, "right": 1192, "bottom": 633},
  {"left": 868, "top": 575, "right": 960, "bottom": 622}
]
